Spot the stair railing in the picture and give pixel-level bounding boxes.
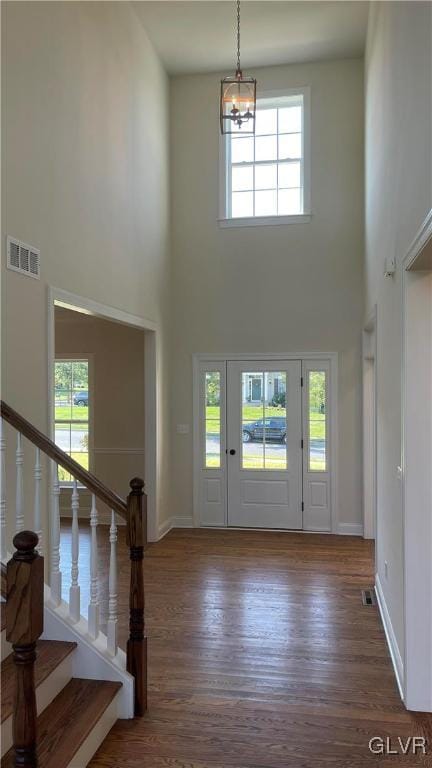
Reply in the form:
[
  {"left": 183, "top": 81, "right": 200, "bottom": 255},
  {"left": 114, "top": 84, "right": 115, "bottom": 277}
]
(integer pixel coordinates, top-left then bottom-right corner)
[
  {"left": 6, "top": 530, "right": 44, "bottom": 768},
  {"left": 0, "top": 400, "right": 147, "bottom": 716}
]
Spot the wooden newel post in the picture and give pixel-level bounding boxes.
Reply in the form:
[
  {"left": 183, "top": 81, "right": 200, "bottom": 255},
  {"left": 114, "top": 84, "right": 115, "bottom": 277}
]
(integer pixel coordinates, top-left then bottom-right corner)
[
  {"left": 6, "top": 531, "right": 44, "bottom": 768},
  {"left": 126, "top": 477, "right": 147, "bottom": 716}
]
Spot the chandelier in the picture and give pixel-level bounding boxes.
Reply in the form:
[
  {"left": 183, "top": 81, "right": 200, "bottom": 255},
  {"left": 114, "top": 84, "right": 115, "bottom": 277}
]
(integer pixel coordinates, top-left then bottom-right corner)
[{"left": 220, "top": 0, "right": 257, "bottom": 135}]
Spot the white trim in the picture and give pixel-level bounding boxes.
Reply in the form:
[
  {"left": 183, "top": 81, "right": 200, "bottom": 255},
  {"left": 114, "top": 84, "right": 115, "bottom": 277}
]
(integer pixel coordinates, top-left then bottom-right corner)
[
  {"left": 401, "top": 213, "right": 432, "bottom": 712},
  {"left": 157, "top": 516, "right": 173, "bottom": 540},
  {"left": 219, "top": 214, "right": 311, "bottom": 229},
  {"left": 157, "top": 516, "right": 194, "bottom": 541},
  {"left": 172, "top": 516, "right": 194, "bottom": 528},
  {"left": 195, "top": 351, "right": 337, "bottom": 362},
  {"left": 48, "top": 286, "right": 159, "bottom": 543},
  {"left": 405, "top": 208, "right": 432, "bottom": 269},
  {"left": 193, "top": 352, "right": 339, "bottom": 534},
  {"left": 51, "top": 287, "right": 157, "bottom": 332},
  {"left": 337, "top": 522, "right": 364, "bottom": 536},
  {"left": 219, "top": 86, "right": 311, "bottom": 226},
  {"left": 362, "top": 306, "right": 377, "bottom": 543},
  {"left": 375, "top": 575, "right": 404, "bottom": 701},
  {"left": 93, "top": 448, "right": 145, "bottom": 456}
]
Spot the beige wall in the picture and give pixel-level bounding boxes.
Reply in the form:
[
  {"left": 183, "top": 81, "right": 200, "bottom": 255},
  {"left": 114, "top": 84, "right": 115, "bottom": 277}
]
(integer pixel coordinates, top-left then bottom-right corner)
[
  {"left": 1, "top": 1, "right": 171, "bottom": 545},
  {"left": 170, "top": 58, "right": 364, "bottom": 530},
  {"left": 55, "top": 308, "right": 145, "bottom": 510},
  {"left": 365, "top": 2, "right": 432, "bottom": 661}
]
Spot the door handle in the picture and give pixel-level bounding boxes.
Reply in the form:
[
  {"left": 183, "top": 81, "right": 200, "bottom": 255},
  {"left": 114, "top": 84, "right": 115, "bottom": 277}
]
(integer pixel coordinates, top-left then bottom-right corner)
[{"left": 229, "top": 449, "right": 236, "bottom": 456}]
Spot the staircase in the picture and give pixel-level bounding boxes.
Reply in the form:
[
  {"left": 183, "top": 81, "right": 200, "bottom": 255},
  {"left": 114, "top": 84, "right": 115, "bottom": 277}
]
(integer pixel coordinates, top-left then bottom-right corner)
[{"left": 0, "top": 401, "right": 148, "bottom": 767}]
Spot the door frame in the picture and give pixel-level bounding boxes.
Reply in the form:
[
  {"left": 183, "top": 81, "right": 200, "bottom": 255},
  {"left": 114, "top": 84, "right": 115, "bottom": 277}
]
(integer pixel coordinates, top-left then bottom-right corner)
[
  {"left": 401, "top": 210, "right": 432, "bottom": 711},
  {"left": 48, "top": 286, "right": 159, "bottom": 541},
  {"left": 193, "top": 352, "right": 339, "bottom": 532}
]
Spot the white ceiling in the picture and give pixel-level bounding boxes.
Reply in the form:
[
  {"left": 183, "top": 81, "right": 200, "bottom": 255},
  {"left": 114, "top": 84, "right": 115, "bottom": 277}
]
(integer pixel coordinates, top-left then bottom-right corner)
[{"left": 133, "top": 1, "right": 369, "bottom": 75}]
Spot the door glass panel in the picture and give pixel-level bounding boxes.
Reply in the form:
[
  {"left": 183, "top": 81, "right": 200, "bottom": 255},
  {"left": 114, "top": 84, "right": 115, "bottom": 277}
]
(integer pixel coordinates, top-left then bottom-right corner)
[
  {"left": 308, "top": 371, "right": 327, "bottom": 471},
  {"left": 241, "top": 372, "right": 287, "bottom": 470},
  {"left": 264, "top": 372, "right": 287, "bottom": 469},
  {"left": 205, "top": 372, "right": 221, "bottom": 468}
]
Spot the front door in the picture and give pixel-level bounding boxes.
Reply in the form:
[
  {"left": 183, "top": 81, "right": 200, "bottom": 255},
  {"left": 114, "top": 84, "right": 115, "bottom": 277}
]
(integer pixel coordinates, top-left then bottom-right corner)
[{"left": 226, "top": 361, "right": 302, "bottom": 529}]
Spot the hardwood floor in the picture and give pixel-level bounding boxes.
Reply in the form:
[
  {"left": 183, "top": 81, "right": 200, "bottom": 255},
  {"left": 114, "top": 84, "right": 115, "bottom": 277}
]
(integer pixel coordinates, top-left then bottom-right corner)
[{"left": 60, "top": 526, "right": 432, "bottom": 767}]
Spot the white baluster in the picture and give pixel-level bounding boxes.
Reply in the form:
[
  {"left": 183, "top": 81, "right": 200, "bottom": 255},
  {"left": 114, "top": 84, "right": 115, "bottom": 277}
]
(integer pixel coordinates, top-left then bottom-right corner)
[
  {"left": 0, "top": 419, "right": 6, "bottom": 561},
  {"left": 50, "top": 462, "right": 62, "bottom": 606},
  {"left": 16, "top": 432, "right": 24, "bottom": 533},
  {"left": 107, "top": 510, "right": 118, "bottom": 655},
  {"left": 88, "top": 494, "right": 99, "bottom": 639},
  {"left": 34, "top": 448, "right": 42, "bottom": 554},
  {"left": 69, "top": 479, "right": 80, "bottom": 623}
]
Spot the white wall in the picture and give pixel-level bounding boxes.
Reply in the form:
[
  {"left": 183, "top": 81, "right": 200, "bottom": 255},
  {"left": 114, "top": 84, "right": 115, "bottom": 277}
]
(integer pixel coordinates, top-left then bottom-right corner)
[
  {"left": 55, "top": 308, "right": 145, "bottom": 512},
  {"left": 170, "top": 58, "right": 364, "bottom": 531},
  {"left": 365, "top": 1, "right": 432, "bottom": 669},
  {"left": 1, "top": 1, "right": 171, "bottom": 545}
]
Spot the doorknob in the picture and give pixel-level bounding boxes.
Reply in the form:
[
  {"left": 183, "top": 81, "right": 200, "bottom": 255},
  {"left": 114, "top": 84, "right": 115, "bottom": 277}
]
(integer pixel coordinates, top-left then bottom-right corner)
[{"left": 229, "top": 449, "right": 236, "bottom": 455}]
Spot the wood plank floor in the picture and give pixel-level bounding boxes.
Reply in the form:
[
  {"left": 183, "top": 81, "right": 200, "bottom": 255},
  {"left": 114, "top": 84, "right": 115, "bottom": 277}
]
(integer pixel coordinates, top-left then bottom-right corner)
[{"left": 60, "top": 526, "right": 432, "bottom": 767}]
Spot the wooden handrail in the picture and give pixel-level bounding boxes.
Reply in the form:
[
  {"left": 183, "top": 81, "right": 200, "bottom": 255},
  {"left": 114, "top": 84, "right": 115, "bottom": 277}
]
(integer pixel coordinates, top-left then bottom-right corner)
[
  {"left": 1, "top": 400, "right": 127, "bottom": 518},
  {"left": 2, "top": 400, "right": 147, "bottom": 717}
]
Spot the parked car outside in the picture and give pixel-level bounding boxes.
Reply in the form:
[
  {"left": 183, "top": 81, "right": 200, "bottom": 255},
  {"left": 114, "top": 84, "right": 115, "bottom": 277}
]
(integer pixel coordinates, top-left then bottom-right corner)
[
  {"left": 242, "top": 417, "right": 286, "bottom": 444},
  {"left": 73, "top": 391, "right": 88, "bottom": 406}
]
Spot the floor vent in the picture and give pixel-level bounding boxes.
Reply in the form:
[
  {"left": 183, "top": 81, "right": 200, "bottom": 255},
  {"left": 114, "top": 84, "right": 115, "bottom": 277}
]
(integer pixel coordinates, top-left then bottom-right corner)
[
  {"left": 361, "top": 588, "right": 376, "bottom": 606},
  {"left": 7, "top": 236, "right": 40, "bottom": 279}
]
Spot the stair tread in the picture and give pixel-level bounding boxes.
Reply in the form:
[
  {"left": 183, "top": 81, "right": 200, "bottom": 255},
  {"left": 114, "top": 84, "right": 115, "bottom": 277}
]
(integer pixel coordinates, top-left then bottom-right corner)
[
  {"left": 1, "top": 678, "right": 122, "bottom": 768},
  {"left": 1, "top": 639, "right": 77, "bottom": 723}
]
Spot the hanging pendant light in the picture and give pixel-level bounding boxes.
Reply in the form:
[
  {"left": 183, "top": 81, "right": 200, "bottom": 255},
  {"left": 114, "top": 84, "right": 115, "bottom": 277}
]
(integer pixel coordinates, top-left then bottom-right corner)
[{"left": 220, "top": 0, "right": 256, "bottom": 135}]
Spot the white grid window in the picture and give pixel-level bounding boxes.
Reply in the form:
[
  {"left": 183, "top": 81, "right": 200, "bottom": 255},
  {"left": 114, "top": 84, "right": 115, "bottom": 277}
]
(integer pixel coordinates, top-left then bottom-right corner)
[{"left": 221, "top": 90, "right": 310, "bottom": 225}]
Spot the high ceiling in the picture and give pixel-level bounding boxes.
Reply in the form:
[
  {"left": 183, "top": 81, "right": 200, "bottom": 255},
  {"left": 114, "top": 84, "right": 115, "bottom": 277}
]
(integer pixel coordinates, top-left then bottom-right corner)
[{"left": 133, "top": 1, "right": 369, "bottom": 75}]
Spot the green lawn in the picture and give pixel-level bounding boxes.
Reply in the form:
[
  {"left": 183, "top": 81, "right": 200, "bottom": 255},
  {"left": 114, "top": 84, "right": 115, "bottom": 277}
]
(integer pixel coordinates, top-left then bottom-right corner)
[
  {"left": 206, "top": 405, "right": 325, "bottom": 439},
  {"left": 55, "top": 405, "right": 89, "bottom": 427},
  {"left": 58, "top": 452, "right": 88, "bottom": 482}
]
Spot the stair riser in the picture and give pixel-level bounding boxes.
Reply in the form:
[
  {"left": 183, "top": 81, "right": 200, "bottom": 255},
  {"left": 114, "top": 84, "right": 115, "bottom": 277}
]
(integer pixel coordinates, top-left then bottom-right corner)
[
  {"left": 1, "top": 653, "right": 74, "bottom": 757},
  {"left": 65, "top": 693, "right": 120, "bottom": 768}
]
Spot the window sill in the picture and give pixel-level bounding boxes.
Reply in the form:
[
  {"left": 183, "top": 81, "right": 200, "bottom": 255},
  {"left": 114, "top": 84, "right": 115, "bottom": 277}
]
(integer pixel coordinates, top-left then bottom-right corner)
[{"left": 218, "top": 213, "right": 311, "bottom": 229}]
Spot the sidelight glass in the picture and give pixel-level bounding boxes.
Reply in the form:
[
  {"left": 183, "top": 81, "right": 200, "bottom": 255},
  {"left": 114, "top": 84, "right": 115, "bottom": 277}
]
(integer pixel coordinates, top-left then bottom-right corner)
[
  {"left": 308, "top": 370, "right": 327, "bottom": 471},
  {"left": 241, "top": 371, "right": 287, "bottom": 470},
  {"left": 205, "top": 372, "right": 221, "bottom": 468}
]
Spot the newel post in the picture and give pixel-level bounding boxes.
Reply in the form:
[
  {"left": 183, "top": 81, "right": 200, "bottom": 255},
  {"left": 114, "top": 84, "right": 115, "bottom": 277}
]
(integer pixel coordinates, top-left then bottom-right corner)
[
  {"left": 6, "top": 531, "right": 44, "bottom": 768},
  {"left": 126, "top": 477, "right": 147, "bottom": 716}
]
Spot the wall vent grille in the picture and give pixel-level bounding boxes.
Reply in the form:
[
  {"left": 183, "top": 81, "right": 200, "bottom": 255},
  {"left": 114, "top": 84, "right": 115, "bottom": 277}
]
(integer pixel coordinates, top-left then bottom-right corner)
[
  {"left": 361, "top": 588, "right": 376, "bottom": 606},
  {"left": 7, "top": 236, "right": 40, "bottom": 279}
]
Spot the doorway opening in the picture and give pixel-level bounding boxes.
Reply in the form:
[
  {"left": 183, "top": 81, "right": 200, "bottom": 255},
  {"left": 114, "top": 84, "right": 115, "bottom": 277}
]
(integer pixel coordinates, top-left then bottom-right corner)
[
  {"left": 402, "top": 212, "right": 432, "bottom": 711},
  {"left": 48, "top": 288, "right": 158, "bottom": 540}
]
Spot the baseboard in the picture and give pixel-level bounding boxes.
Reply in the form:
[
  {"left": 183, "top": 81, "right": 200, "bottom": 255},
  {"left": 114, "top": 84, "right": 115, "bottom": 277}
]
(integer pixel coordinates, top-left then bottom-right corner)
[
  {"left": 172, "top": 516, "right": 194, "bottom": 528},
  {"left": 375, "top": 574, "right": 405, "bottom": 701},
  {"left": 157, "top": 517, "right": 173, "bottom": 540},
  {"left": 337, "top": 522, "right": 364, "bottom": 536},
  {"left": 157, "top": 516, "right": 195, "bottom": 540}
]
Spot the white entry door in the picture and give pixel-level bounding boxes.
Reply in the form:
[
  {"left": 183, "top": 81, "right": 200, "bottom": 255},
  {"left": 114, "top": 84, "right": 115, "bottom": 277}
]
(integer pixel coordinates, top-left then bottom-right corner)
[
  {"left": 195, "top": 357, "right": 332, "bottom": 531},
  {"left": 226, "top": 361, "right": 302, "bottom": 529}
]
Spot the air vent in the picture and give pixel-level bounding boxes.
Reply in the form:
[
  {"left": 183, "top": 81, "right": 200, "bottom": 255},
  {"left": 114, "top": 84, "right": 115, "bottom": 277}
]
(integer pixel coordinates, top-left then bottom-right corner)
[
  {"left": 7, "top": 236, "right": 40, "bottom": 279},
  {"left": 361, "top": 588, "right": 376, "bottom": 606}
]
